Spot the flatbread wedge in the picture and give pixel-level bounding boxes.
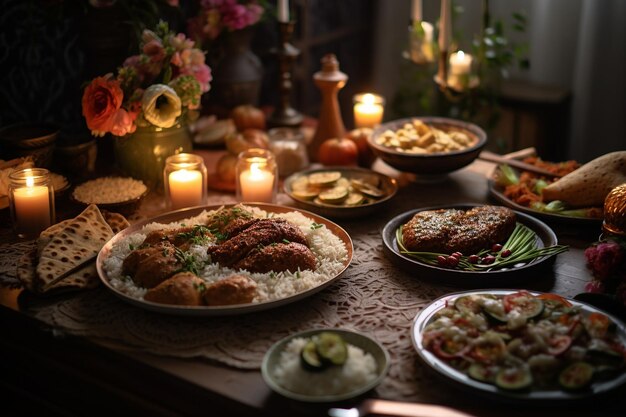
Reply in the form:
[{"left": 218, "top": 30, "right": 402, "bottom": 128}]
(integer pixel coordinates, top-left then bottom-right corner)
[
  {"left": 35, "top": 204, "right": 114, "bottom": 292},
  {"left": 542, "top": 151, "right": 626, "bottom": 207}
]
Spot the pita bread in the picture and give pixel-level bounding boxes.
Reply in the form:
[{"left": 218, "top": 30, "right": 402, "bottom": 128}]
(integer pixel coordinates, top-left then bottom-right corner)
[
  {"left": 542, "top": 151, "right": 626, "bottom": 207},
  {"left": 101, "top": 210, "right": 130, "bottom": 234},
  {"left": 35, "top": 204, "right": 113, "bottom": 292},
  {"left": 16, "top": 248, "right": 37, "bottom": 292}
]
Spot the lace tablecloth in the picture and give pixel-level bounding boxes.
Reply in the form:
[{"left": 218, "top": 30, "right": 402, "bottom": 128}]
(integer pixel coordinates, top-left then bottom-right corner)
[{"left": 0, "top": 163, "right": 510, "bottom": 403}]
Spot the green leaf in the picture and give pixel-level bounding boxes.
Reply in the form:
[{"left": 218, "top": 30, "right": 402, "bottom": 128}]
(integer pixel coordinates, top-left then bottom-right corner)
[{"left": 513, "top": 12, "right": 527, "bottom": 24}]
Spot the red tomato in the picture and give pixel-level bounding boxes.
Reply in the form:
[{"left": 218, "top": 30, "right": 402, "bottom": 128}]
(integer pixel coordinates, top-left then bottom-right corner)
[
  {"left": 432, "top": 337, "right": 470, "bottom": 360},
  {"left": 345, "top": 128, "right": 376, "bottom": 167},
  {"left": 503, "top": 290, "right": 535, "bottom": 313},
  {"left": 547, "top": 335, "right": 572, "bottom": 356},
  {"left": 318, "top": 137, "right": 358, "bottom": 166},
  {"left": 537, "top": 293, "right": 572, "bottom": 307},
  {"left": 585, "top": 312, "right": 610, "bottom": 339}
]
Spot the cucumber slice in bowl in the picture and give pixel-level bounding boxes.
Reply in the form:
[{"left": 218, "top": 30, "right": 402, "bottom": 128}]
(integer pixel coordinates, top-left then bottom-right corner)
[
  {"left": 559, "top": 362, "right": 594, "bottom": 391},
  {"left": 495, "top": 366, "right": 533, "bottom": 390},
  {"left": 468, "top": 363, "right": 499, "bottom": 383},
  {"left": 300, "top": 340, "right": 326, "bottom": 372},
  {"left": 315, "top": 332, "right": 348, "bottom": 365}
]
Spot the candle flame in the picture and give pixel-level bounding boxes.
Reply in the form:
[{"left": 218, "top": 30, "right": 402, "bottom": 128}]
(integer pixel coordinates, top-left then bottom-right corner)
[
  {"left": 363, "top": 93, "right": 376, "bottom": 105},
  {"left": 26, "top": 176, "right": 34, "bottom": 187},
  {"left": 456, "top": 50, "right": 465, "bottom": 59},
  {"left": 250, "top": 162, "right": 263, "bottom": 179}
]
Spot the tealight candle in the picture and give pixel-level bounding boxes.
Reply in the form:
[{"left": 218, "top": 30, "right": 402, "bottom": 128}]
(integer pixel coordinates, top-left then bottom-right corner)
[
  {"left": 353, "top": 93, "right": 385, "bottom": 129},
  {"left": 164, "top": 153, "right": 207, "bottom": 210},
  {"left": 236, "top": 149, "right": 277, "bottom": 203},
  {"left": 9, "top": 168, "right": 55, "bottom": 238}
]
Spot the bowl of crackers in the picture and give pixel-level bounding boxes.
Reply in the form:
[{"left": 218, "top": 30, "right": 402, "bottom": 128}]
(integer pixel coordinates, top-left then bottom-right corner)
[{"left": 369, "top": 117, "right": 486, "bottom": 175}]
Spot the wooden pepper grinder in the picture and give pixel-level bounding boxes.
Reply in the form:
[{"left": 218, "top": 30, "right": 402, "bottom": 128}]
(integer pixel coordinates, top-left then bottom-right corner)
[{"left": 309, "top": 54, "right": 348, "bottom": 162}]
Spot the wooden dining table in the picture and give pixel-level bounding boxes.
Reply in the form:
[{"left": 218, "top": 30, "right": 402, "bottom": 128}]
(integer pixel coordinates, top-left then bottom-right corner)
[{"left": 1, "top": 148, "right": 624, "bottom": 417}]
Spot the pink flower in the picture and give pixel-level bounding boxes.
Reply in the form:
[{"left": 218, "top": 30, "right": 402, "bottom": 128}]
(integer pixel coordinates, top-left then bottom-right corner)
[
  {"left": 222, "top": 3, "right": 249, "bottom": 30},
  {"left": 180, "top": 64, "right": 212, "bottom": 93},
  {"left": 143, "top": 39, "right": 166, "bottom": 63},
  {"left": 585, "top": 242, "right": 624, "bottom": 280}
]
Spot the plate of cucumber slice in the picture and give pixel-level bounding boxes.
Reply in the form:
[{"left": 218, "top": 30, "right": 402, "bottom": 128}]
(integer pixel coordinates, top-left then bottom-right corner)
[{"left": 411, "top": 290, "right": 626, "bottom": 403}]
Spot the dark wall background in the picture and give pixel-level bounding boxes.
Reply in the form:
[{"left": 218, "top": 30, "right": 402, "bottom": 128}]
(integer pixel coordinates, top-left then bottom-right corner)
[{"left": 0, "top": 0, "right": 375, "bottom": 142}]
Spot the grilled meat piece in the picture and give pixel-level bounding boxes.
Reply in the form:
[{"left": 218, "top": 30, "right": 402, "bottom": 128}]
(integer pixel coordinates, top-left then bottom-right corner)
[
  {"left": 402, "top": 206, "right": 516, "bottom": 254},
  {"left": 131, "top": 245, "right": 182, "bottom": 289},
  {"left": 122, "top": 241, "right": 175, "bottom": 277},
  {"left": 144, "top": 272, "right": 205, "bottom": 306},
  {"left": 203, "top": 274, "right": 258, "bottom": 306},
  {"left": 207, "top": 218, "right": 308, "bottom": 267},
  {"left": 143, "top": 225, "right": 211, "bottom": 249},
  {"left": 233, "top": 242, "right": 317, "bottom": 273},
  {"left": 402, "top": 209, "right": 464, "bottom": 253},
  {"left": 220, "top": 218, "right": 259, "bottom": 241}
]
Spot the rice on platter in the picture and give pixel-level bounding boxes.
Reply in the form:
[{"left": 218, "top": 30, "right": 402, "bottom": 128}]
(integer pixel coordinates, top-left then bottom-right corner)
[
  {"left": 273, "top": 337, "right": 378, "bottom": 396},
  {"left": 102, "top": 205, "right": 348, "bottom": 304}
]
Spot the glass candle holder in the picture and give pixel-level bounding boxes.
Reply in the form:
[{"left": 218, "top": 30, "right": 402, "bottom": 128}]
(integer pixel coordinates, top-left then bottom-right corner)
[
  {"left": 446, "top": 50, "right": 473, "bottom": 91},
  {"left": 353, "top": 93, "right": 385, "bottom": 129},
  {"left": 268, "top": 128, "right": 309, "bottom": 177},
  {"left": 9, "top": 168, "right": 55, "bottom": 238},
  {"left": 408, "top": 21, "right": 434, "bottom": 64},
  {"left": 163, "top": 153, "right": 207, "bottom": 210},
  {"left": 236, "top": 148, "right": 278, "bottom": 203}
]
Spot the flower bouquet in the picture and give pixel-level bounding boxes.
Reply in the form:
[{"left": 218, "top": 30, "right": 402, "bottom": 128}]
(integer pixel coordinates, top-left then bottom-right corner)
[
  {"left": 82, "top": 21, "right": 212, "bottom": 136},
  {"left": 187, "top": 0, "right": 264, "bottom": 46},
  {"left": 584, "top": 237, "right": 626, "bottom": 304},
  {"left": 187, "top": 0, "right": 265, "bottom": 110},
  {"left": 81, "top": 21, "right": 212, "bottom": 188}
]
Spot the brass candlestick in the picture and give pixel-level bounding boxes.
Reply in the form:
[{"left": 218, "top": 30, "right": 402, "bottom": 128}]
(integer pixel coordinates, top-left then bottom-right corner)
[{"left": 268, "top": 21, "right": 303, "bottom": 128}]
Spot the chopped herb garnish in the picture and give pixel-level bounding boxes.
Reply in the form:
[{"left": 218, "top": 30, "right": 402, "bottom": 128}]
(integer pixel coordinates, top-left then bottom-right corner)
[
  {"left": 174, "top": 247, "right": 203, "bottom": 275},
  {"left": 194, "top": 282, "right": 207, "bottom": 292},
  {"left": 269, "top": 272, "right": 276, "bottom": 279},
  {"left": 310, "top": 223, "right": 323, "bottom": 230},
  {"left": 128, "top": 243, "right": 136, "bottom": 251},
  {"left": 295, "top": 271, "right": 301, "bottom": 279},
  {"left": 282, "top": 239, "right": 290, "bottom": 244}
]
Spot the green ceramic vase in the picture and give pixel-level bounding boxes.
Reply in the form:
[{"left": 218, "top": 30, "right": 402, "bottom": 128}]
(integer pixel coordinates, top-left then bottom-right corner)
[{"left": 113, "top": 123, "right": 192, "bottom": 190}]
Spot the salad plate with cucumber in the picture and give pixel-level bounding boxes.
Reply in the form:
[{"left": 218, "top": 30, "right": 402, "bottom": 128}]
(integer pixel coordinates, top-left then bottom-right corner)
[{"left": 412, "top": 290, "right": 626, "bottom": 403}]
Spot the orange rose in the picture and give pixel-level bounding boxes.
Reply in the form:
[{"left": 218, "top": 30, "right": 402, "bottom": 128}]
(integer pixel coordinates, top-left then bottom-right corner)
[{"left": 82, "top": 75, "right": 133, "bottom": 136}]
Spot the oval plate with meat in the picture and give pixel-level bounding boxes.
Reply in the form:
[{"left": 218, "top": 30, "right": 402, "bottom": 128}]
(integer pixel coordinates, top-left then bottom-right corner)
[
  {"left": 382, "top": 204, "right": 560, "bottom": 287},
  {"left": 96, "top": 203, "right": 353, "bottom": 316},
  {"left": 411, "top": 290, "right": 626, "bottom": 403}
]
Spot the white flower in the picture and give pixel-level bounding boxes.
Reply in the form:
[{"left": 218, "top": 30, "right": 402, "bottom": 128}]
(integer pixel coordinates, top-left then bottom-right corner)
[{"left": 142, "top": 84, "right": 182, "bottom": 128}]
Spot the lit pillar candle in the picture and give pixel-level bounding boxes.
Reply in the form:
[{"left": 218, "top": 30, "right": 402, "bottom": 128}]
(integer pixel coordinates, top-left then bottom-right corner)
[
  {"left": 168, "top": 169, "right": 203, "bottom": 209},
  {"left": 353, "top": 93, "right": 385, "bottom": 128},
  {"left": 239, "top": 162, "right": 275, "bottom": 202},
  {"left": 10, "top": 169, "right": 53, "bottom": 238},
  {"left": 164, "top": 153, "right": 207, "bottom": 210},
  {"left": 449, "top": 50, "right": 473, "bottom": 75},
  {"left": 278, "top": 0, "right": 289, "bottom": 22}
]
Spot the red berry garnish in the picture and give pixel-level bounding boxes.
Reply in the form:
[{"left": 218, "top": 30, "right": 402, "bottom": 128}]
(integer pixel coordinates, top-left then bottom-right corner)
[
  {"left": 447, "top": 256, "right": 459, "bottom": 268},
  {"left": 491, "top": 243, "right": 503, "bottom": 252},
  {"left": 451, "top": 251, "right": 463, "bottom": 259},
  {"left": 468, "top": 255, "right": 480, "bottom": 264},
  {"left": 481, "top": 255, "right": 496, "bottom": 265},
  {"left": 437, "top": 255, "right": 448, "bottom": 267},
  {"left": 501, "top": 249, "right": 512, "bottom": 258}
]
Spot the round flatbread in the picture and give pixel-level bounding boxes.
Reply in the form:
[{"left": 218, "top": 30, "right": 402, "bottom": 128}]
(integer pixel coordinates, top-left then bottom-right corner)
[{"left": 542, "top": 151, "right": 626, "bottom": 207}]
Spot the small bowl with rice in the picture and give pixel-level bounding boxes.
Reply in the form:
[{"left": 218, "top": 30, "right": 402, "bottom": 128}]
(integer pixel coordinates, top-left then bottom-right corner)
[
  {"left": 262, "top": 328, "right": 389, "bottom": 403},
  {"left": 71, "top": 176, "right": 147, "bottom": 216}
]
